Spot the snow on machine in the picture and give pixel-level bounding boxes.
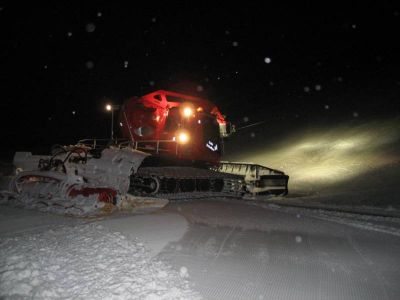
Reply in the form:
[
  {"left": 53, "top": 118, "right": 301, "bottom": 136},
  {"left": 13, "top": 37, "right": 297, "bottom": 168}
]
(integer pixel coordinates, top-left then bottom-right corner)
[
  {"left": 8, "top": 146, "right": 168, "bottom": 215},
  {"left": 6, "top": 90, "right": 288, "bottom": 215}
]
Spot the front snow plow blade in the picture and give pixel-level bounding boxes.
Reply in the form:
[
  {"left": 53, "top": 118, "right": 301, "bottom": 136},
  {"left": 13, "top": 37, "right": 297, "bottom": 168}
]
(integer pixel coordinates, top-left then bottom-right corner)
[{"left": 6, "top": 147, "right": 168, "bottom": 216}]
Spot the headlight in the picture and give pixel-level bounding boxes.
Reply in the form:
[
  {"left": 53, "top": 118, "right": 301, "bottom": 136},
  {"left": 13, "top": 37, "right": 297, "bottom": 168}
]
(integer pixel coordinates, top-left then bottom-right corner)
[
  {"left": 176, "top": 130, "right": 190, "bottom": 144},
  {"left": 182, "top": 106, "right": 193, "bottom": 118}
]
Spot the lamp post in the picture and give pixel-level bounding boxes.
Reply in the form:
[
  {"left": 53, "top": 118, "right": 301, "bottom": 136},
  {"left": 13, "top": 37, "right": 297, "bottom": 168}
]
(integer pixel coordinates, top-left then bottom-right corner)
[{"left": 105, "top": 104, "right": 120, "bottom": 141}]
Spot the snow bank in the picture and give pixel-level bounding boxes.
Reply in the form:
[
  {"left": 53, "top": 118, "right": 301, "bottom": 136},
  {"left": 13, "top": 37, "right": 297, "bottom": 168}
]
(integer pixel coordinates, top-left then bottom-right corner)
[{"left": 0, "top": 223, "right": 200, "bottom": 300}]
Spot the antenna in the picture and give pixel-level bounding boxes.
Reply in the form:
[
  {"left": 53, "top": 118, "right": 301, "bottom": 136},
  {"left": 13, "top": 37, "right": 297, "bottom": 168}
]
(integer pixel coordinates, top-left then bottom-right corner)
[{"left": 235, "top": 120, "right": 266, "bottom": 131}]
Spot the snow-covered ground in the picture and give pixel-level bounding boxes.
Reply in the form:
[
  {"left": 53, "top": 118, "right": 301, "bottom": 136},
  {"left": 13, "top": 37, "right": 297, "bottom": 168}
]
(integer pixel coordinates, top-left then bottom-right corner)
[
  {"left": 1, "top": 198, "right": 400, "bottom": 299},
  {"left": 0, "top": 206, "right": 199, "bottom": 300}
]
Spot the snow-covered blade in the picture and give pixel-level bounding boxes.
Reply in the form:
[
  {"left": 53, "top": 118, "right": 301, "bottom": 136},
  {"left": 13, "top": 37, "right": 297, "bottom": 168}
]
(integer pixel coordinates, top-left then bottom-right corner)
[{"left": 6, "top": 147, "right": 168, "bottom": 216}]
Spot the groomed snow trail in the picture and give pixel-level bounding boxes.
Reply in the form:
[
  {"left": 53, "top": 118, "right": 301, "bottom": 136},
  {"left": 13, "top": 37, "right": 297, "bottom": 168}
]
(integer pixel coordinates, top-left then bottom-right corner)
[
  {"left": 0, "top": 216, "right": 200, "bottom": 300},
  {"left": 160, "top": 200, "right": 400, "bottom": 300}
]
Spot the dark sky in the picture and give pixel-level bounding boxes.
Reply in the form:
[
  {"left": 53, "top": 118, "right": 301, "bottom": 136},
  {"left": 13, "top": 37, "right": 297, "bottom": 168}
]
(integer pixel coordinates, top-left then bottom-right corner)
[{"left": 1, "top": 2, "right": 400, "bottom": 158}]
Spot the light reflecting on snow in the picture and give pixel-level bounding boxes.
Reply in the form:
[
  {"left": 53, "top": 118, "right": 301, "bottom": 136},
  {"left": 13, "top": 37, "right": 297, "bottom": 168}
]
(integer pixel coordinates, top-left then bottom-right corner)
[{"left": 233, "top": 119, "right": 400, "bottom": 188}]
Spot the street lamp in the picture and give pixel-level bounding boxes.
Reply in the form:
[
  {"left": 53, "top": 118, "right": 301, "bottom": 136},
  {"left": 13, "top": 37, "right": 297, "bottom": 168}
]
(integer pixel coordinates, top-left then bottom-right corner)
[{"left": 105, "top": 104, "right": 120, "bottom": 141}]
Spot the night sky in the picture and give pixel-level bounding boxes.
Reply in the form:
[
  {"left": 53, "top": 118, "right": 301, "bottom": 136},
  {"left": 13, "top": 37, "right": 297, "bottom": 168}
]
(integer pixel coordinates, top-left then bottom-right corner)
[{"left": 1, "top": 3, "right": 400, "bottom": 159}]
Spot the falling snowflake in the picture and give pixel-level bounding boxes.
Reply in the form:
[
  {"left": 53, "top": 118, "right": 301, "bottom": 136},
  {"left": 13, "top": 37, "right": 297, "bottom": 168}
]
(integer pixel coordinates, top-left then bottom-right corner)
[
  {"left": 264, "top": 57, "right": 272, "bottom": 64},
  {"left": 232, "top": 41, "right": 239, "bottom": 47},
  {"left": 250, "top": 132, "right": 256, "bottom": 138},
  {"left": 149, "top": 81, "right": 155, "bottom": 86},
  {"left": 225, "top": 30, "right": 230, "bottom": 35},
  {"left": 72, "top": 111, "right": 76, "bottom": 115},
  {"left": 204, "top": 77, "right": 210, "bottom": 82},
  {"left": 353, "top": 111, "right": 359, "bottom": 118},
  {"left": 67, "top": 32, "right": 72, "bottom": 37},
  {"left": 351, "top": 24, "right": 357, "bottom": 29},
  {"left": 304, "top": 86, "right": 310, "bottom": 93},
  {"left": 269, "top": 81, "right": 274, "bottom": 86},
  {"left": 243, "top": 116, "right": 249, "bottom": 123},
  {"left": 337, "top": 76, "right": 343, "bottom": 82},
  {"left": 235, "top": 71, "right": 239, "bottom": 75},
  {"left": 217, "top": 76, "right": 222, "bottom": 80},
  {"left": 85, "top": 23, "right": 96, "bottom": 33},
  {"left": 44, "top": 65, "right": 48, "bottom": 69},
  {"left": 196, "top": 85, "right": 204, "bottom": 92},
  {"left": 48, "top": 116, "right": 52, "bottom": 121},
  {"left": 124, "top": 61, "right": 129, "bottom": 68},
  {"left": 151, "top": 17, "right": 157, "bottom": 23},
  {"left": 179, "top": 266, "right": 189, "bottom": 278},
  {"left": 324, "top": 104, "right": 330, "bottom": 110},
  {"left": 295, "top": 236, "right": 302, "bottom": 243},
  {"left": 97, "top": 12, "right": 102, "bottom": 17},
  {"left": 315, "top": 84, "right": 322, "bottom": 91},
  {"left": 86, "top": 61, "right": 94, "bottom": 69},
  {"left": 145, "top": 52, "right": 149, "bottom": 57}
]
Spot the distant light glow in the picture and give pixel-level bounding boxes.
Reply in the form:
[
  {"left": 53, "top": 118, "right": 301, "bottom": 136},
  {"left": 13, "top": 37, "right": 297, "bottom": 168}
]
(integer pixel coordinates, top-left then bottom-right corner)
[{"left": 106, "top": 104, "right": 112, "bottom": 111}]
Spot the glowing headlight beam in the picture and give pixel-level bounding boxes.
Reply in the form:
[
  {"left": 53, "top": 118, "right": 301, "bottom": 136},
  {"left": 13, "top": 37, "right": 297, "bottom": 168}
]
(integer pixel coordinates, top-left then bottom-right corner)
[
  {"left": 182, "top": 107, "right": 193, "bottom": 118},
  {"left": 176, "top": 130, "right": 190, "bottom": 144}
]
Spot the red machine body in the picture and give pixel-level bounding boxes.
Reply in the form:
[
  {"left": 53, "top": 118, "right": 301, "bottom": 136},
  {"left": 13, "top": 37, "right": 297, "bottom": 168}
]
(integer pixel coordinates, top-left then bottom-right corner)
[{"left": 119, "top": 90, "right": 228, "bottom": 166}]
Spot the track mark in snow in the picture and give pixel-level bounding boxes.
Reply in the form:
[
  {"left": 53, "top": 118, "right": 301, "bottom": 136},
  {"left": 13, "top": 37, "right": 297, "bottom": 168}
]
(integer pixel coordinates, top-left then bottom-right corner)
[
  {"left": 258, "top": 203, "right": 400, "bottom": 237},
  {"left": 211, "top": 222, "right": 237, "bottom": 265},
  {"left": 346, "top": 234, "right": 390, "bottom": 300}
]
